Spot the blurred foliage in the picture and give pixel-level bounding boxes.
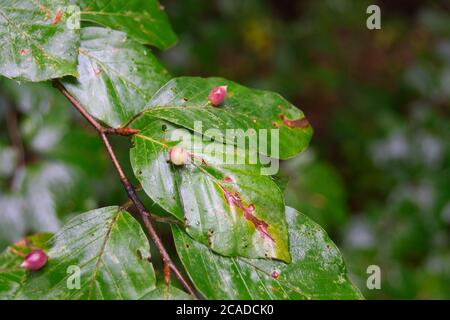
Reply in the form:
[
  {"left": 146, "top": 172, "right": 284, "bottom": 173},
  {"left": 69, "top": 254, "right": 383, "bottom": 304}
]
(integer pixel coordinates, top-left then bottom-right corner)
[
  {"left": 160, "top": 0, "right": 450, "bottom": 299},
  {"left": 0, "top": 0, "right": 449, "bottom": 299},
  {"left": 0, "top": 80, "right": 126, "bottom": 249}
]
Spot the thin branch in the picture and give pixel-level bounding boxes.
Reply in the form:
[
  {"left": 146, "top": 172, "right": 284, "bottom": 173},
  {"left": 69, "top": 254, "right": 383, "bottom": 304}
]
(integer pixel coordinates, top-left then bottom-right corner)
[
  {"left": 53, "top": 82, "right": 104, "bottom": 133},
  {"left": 53, "top": 80, "right": 198, "bottom": 298}
]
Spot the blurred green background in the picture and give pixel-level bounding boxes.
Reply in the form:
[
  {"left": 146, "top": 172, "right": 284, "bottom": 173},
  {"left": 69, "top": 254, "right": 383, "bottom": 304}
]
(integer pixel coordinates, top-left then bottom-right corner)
[{"left": 1, "top": 0, "right": 449, "bottom": 299}]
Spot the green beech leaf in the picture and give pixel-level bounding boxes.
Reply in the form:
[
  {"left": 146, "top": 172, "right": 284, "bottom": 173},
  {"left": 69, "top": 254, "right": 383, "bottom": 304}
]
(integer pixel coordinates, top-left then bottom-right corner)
[
  {"left": 16, "top": 206, "right": 157, "bottom": 300},
  {"left": 130, "top": 77, "right": 313, "bottom": 159},
  {"left": 271, "top": 173, "right": 289, "bottom": 192},
  {"left": 140, "top": 285, "right": 192, "bottom": 300},
  {"left": 0, "top": 233, "right": 52, "bottom": 300},
  {"left": 130, "top": 119, "right": 290, "bottom": 262},
  {"left": 79, "top": 0, "right": 177, "bottom": 49},
  {"left": 0, "top": 0, "right": 79, "bottom": 81},
  {"left": 62, "top": 26, "right": 171, "bottom": 128},
  {"left": 172, "top": 207, "right": 363, "bottom": 300}
]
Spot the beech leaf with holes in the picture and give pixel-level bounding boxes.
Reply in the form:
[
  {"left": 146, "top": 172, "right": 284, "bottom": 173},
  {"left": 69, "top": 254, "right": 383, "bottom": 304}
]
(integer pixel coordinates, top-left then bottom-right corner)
[
  {"left": 130, "top": 119, "right": 290, "bottom": 262},
  {"left": 131, "top": 77, "right": 313, "bottom": 159},
  {"left": 15, "top": 207, "right": 158, "bottom": 299},
  {"left": 172, "top": 207, "right": 363, "bottom": 300}
]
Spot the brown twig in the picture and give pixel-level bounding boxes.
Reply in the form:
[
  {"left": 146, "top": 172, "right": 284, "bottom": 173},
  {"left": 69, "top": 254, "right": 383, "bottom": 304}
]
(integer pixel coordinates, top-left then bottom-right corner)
[
  {"left": 104, "top": 127, "right": 141, "bottom": 136},
  {"left": 53, "top": 80, "right": 198, "bottom": 298}
]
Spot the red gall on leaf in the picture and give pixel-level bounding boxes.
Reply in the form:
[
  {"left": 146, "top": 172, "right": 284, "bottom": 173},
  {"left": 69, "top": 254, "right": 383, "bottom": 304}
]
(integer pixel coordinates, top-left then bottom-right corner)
[
  {"left": 20, "top": 249, "right": 48, "bottom": 271},
  {"left": 169, "top": 147, "right": 189, "bottom": 166},
  {"left": 208, "top": 86, "right": 228, "bottom": 106}
]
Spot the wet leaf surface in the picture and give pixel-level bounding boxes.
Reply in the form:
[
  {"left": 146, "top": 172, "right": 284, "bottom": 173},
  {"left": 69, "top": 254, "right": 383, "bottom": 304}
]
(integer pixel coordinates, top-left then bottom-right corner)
[
  {"left": 62, "top": 27, "right": 170, "bottom": 127},
  {"left": 79, "top": 0, "right": 177, "bottom": 49},
  {"left": 130, "top": 119, "right": 290, "bottom": 262},
  {"left": 131, "top": 77, "right": 313, "bottom": 159},
  {"left": 16, "top": 207, "right": 157, "bottom": 299},
  {"left": 173, "top": 207, "right": 363, "bottom": 300},
  {"left": 0, "top": 0, "right": 79, "bottom": 81}
]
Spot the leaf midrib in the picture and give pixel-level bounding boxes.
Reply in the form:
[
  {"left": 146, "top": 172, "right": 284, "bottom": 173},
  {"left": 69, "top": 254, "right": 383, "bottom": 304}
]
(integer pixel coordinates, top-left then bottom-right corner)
[{"left": 87, "top": 209, "right": 121, "bottom": 299}]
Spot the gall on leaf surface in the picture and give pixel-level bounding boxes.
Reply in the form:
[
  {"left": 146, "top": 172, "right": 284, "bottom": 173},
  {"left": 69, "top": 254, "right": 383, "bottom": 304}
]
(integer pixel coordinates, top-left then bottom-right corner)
[
  {"left": 131, "top": 77, "right": 313, "bottom": 160},
  {"left": 16, "top": 207, "right": 157, "bottom": 299},
  {"left": 130, "top": 119, "right": 291, "bottom": 262},
  {"left": 0, "top": 233, "right": 51, "bottom": 299}
]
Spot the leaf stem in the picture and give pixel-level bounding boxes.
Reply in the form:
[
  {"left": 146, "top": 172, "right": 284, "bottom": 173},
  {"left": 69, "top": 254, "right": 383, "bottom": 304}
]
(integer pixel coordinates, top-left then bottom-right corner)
[{"left": 53, "top": 80, "right": 198, "bottom": 299}]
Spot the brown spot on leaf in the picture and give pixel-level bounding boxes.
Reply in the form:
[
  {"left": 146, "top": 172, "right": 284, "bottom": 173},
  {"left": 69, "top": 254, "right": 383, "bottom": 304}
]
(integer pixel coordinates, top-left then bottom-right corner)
[
  {"left": 272, "top": 121, "right": 280, "bottom": 128},
  {"left": 163, "top": 264, "right": 170, "bottom": 285},
  {"left": 52, "top": 8, "right": 63, "bottom": 24},
  {"left": 221, "top": 187, "right": 273, "bottom": 241},
  {"left": 13, "top": 238, "right": 29, "bottom": 247},
  {"left": 38, "top": 4, "right": 52, "bottom": 18},
  {"left": 279, "top": 114, "right": 310, "bottom": 128},
  {"left": 223, "top": 176, "right": 234, "bottom": 183},
  {"left": 192, "top": 154, "right": 208, "bottom": 166}
]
